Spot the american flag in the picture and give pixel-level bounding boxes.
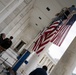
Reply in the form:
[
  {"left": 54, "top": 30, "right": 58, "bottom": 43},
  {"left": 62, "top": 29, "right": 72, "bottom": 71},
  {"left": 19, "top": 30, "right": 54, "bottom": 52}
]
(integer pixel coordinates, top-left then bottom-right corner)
[
  {"left": 32, "top": 14, "right": 76, "bottom": 54},
  {"left": 51, "top": 14, "right": 76, "bottom": 46},
  {"left": 32, "top": 20, "right": 61, "bottom": 54}
]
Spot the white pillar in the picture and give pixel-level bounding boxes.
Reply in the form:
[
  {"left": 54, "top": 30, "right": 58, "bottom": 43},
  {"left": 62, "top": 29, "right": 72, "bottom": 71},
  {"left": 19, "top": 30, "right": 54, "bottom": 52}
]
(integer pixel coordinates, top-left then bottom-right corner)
[
  {"left": 24, "top": 42, "right": 52, "bottom": 75},
  {"left": 50, "top": 37, "right": 76, "bottom": 75},
  {"left": 24, "top": 52, "right": 41, "bottom": 75},
  {"left": 0, "top": 0, "right": 24, "bottom": 23}
]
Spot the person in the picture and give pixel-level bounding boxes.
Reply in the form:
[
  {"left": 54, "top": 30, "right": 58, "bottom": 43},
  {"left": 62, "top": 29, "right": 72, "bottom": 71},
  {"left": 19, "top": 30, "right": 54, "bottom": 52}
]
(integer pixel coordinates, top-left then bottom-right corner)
[
  {"left": 69, "top": 5, "right": 76, "bottom": 12},
  {"left": 29, "top": 65, "right": 48, "bottom": 75},
  {"left": 0, "top": 33, "right": 6, "bottom": 53},
  {"left": 50, "top": 11, "right": 66, "bottom": 25},
  {"left": 58, "top": 7, "right": 71, "bottom": 21},
  {"left": 1, "top": 36, "right": 13, "bottom": 49},
  {"left": 63, "top": 5, "right": 76, "bottom": 18},
  {"left": 2, "top": 67, "right": 16, "bottom": 75},
  {"left": 0, "top": 33, "right": 6, "bottom": 45}
]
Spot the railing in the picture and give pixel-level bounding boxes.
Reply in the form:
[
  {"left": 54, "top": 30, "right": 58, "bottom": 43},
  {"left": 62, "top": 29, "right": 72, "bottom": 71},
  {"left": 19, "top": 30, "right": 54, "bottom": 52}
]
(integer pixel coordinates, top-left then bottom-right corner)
[
  {"left": 0, "top": 57, "right": 12, "bottom": 67},
  {"left": 0, "top": 47, "right": 18, "bottom": 67},
  {"left": 0, "top": 0, "right": 15, "bottom": 14},
  {"left": 0, "top": 0, "right": 24, "bottom": 23}
]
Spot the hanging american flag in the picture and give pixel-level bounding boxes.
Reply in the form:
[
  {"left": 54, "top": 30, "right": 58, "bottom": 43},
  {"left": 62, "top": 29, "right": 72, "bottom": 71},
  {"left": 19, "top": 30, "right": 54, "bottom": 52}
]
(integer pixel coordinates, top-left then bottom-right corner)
[
  {"left": 51, "top": 23, "right": 71, "bottom": 46},
  {"left": 32, "top": 14, "right": 76, "bottom": 54},
  {"left": 51, "top": 14, "right": 76, "bottom": 46},
  {"left": 32, "top": 20, "right": 61, "bottom": 54}
]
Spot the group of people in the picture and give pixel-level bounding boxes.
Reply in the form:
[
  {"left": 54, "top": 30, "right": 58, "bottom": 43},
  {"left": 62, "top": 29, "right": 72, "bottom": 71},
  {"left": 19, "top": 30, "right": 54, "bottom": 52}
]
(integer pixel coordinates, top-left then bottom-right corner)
[
  {"left": 29, "top": 5, "right": 76, "bottom": 75},
  {"left": 0, "top": 5, "right": 75, "bottom": 75},
  {"left": 3, "top": 65, "right": 48, "bottom": 75},
  {"left": 51, "top": 5, "right": 76, "bottom": 25},
  {"left": 0, "top": 33, "right": 13, "bottom": 53},
  {"left": 0, "top": 34, "right": 48, "bottom": 75}
]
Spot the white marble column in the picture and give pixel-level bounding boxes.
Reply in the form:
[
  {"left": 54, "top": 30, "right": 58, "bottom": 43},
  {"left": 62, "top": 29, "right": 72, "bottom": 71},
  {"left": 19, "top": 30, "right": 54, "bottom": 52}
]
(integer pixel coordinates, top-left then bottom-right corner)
[
  {"left": 24, "top": 52, "right": 41, "bottom": 75},
  {"left": 0, "top": 0, "right": 24, "bottom": 23},
  {"left": 23, "top": 42, "right": 52, "bottom": 75},
  {"left": 50, "top": 37, "right": 76, "bottom": 75}
]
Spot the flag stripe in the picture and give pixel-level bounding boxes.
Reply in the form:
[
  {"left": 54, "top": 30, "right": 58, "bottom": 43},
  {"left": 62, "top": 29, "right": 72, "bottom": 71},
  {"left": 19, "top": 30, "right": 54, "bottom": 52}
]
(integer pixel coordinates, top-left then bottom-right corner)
[
  {"left": 58, "top": 25, "right": 71, "bottom": 46},
  {"left": 32, "top": 20, "right": 61, "bottom": 54},
  {"left": 32, "top": 13, "right": 74, "bottom": 54},
  {"left": 36, "top": 47, "right": 45, "bottom": 54},
  {"left": 51, "top": 14, "right": 73, "bottom": 46}
]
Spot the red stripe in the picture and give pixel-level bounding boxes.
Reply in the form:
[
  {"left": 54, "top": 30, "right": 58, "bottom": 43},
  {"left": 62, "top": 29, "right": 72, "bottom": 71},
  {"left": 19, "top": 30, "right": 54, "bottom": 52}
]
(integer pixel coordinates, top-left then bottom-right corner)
[
  {"left": 52, "top": 24, "right": 72, "bottom": 46},
  {"left": 36, "top": 47, "right": 45, "bottom": 54},
  {"left": 58, "top": 25, "right": 71, "bottom": 46},
  {"left": 32, "top": 20, "right": 60, "bottom": 54}
]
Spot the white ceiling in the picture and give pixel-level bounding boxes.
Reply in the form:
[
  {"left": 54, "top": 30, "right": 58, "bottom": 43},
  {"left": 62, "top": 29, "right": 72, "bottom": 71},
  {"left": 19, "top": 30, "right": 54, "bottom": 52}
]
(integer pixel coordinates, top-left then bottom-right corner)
[{"left": 0, "top": 0, "right": 76, "bottom": 50}]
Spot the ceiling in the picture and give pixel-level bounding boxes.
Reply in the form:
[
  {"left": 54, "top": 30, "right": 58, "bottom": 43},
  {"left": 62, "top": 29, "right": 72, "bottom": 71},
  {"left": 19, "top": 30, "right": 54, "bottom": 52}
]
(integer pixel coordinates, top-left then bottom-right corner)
[{"left": 0, "top": 0, "right": 76, "bottom": 51}]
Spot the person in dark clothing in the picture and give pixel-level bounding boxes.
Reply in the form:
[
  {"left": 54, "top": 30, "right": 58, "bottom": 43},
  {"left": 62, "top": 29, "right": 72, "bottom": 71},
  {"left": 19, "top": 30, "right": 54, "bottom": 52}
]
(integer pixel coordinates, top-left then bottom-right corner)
[
  {"left": 1, "top": 36, "right": 13, "bottom": 49},
  {"left": 0, "top": 33, "right": 6, "bottom": 45},
  {"left": 29, "top": 65, "right": 48, "bottom": 75},
  {"left": 62, "top": 5, "right": 76, "bottom": 20},
  {"left": 0, "top": 33, "right": 6, "bottom": 53},
  {"left": 69, "top": 5, "right": 76, "bottom": 12}
]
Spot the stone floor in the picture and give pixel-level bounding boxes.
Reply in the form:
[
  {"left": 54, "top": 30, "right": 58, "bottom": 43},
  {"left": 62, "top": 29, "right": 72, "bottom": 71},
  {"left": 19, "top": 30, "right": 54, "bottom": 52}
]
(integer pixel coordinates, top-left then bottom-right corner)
[
  {"left": 0, "top": 57, "right": 25, "bottom": 75},
  {"left": 0, "top": 59, "right": 7, "bottom": 75}
]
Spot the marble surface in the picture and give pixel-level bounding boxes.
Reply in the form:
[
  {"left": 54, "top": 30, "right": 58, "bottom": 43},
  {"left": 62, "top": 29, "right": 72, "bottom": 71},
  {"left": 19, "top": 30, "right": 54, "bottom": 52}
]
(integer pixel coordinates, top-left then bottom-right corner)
[{"left": 0, "top": 60, "right": 7, "bottom": 75}]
